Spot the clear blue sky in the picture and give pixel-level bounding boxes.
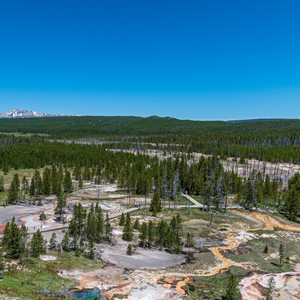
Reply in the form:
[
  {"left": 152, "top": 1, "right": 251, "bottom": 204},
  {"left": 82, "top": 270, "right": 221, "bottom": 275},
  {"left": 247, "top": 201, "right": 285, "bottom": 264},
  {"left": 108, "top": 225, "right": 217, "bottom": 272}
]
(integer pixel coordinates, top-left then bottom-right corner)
[{"left": 0, "top": 0, "right": 300, "bottom": 120}]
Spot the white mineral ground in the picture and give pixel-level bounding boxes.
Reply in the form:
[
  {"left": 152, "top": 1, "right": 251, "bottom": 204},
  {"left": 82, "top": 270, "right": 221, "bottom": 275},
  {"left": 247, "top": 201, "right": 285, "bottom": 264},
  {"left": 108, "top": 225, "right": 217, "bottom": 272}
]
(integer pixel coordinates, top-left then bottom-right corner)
[
  {"left": 239, "top": 264, "right": 300, "bottom": 300},
  {"left": 100, "top": 239, "right": 185, "bottom": 270}
]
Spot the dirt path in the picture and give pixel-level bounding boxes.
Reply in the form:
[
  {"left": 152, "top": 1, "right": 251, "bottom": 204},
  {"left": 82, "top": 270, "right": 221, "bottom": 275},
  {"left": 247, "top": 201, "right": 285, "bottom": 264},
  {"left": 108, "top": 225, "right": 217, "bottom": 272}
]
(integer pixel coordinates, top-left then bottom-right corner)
[
  {"left": 202, "top": 232, "right": 240, "bottom": 276},
  {"left": 175, "top": 277, "right": 192, "bottom": 294},
  {"left": 248, "top": 213, "right": 300, "bottom": 232}
]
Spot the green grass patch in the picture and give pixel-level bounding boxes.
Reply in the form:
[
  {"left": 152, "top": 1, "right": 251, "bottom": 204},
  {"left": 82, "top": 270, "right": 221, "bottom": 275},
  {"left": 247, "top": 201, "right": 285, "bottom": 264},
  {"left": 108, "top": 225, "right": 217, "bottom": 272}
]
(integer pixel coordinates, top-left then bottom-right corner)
[
  {"left": 166, "top": 251, "right": 216, "bottom": 274},
  {"left": 0, "top": 191, "right": 7, "bottom": 205},
  {"left": 0, "top": 259, "right": 75, "bottom": 299},
  {"left": 0, "top": 253, "right": 104, "bottom": 299},
  {"left": 271, "top": 213, "right": 300, "bottom": 227},
  {"left": 185, "top": 268, "right": 247, "bottom": 300},
  {"left": 227, "top": 233, "right": 300, "bottom": 273},
  {"left": 47, "top": 252, "right": 104, "bottom": 271}
]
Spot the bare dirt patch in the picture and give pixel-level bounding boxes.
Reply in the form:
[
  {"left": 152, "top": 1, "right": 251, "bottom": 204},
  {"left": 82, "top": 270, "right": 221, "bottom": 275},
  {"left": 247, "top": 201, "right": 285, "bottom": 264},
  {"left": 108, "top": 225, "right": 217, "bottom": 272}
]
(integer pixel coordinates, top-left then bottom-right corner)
[{"left": 100, "top": 240, "right": 185, "bottom": 270}]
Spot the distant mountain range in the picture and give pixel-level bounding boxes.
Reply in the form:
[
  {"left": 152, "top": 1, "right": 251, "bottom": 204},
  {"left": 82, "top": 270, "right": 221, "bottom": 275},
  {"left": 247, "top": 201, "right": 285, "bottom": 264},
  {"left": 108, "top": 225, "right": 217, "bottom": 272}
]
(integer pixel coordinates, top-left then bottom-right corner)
[{"left": 0, "top": 109, "right": 65, "bottom": 118}]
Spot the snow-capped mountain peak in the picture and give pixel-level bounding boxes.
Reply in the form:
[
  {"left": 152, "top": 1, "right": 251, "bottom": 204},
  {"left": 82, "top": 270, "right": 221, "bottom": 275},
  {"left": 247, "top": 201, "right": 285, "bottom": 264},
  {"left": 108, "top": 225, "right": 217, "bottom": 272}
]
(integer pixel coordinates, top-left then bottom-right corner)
[{"left": 0, "top": 109, "right": 65, "bottom": 118}]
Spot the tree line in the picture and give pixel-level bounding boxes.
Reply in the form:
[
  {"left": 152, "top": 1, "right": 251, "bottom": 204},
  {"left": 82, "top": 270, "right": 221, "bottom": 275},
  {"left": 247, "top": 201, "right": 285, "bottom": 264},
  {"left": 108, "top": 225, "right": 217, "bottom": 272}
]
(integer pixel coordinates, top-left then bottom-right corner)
[
  {"left": 1, "top": 217, "right": 46, "bottom": 259},
  {"left": 3, "top": 147, "right": 299, "bottom": 219}
]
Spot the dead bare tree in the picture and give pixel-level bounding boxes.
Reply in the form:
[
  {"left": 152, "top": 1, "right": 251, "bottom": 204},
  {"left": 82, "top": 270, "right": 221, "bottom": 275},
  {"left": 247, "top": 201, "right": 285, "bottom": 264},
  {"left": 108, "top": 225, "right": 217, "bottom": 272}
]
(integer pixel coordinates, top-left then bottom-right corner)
[{"left": 172, "top": 171, "right": 179, "bottom": 209}]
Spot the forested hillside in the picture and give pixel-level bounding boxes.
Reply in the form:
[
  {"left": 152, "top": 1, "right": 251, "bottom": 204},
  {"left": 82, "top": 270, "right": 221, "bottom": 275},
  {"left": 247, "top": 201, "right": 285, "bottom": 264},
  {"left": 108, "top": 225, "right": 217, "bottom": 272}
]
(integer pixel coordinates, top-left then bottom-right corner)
[
  {"left": 1, "top": 116, "right": 300, "bottom": 136},
  {"left": 1, "top": 116, "right": 300, "bottom": 162}
]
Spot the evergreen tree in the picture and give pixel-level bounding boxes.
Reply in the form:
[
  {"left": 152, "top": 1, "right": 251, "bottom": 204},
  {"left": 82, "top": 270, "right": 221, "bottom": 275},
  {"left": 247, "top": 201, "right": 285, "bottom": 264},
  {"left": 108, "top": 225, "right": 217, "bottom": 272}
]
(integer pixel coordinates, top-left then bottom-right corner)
[
  {"left": 42, "top": 167, "right": 52, "bottom": 195},
  {"left": 149, "top": 191, "right": 162, "bottom": 216},
  {"left": 33, "top": 170, "right": 43, "bottom": 196},
  {"left": 30, "top": 229, "right": 46, "bottom": 257},
  {"left": 51, "top": 165, "right": 60, "bottom": 195},
  {"left": 186, "top": 232, "right": 194, "bottom": 247},
  {"left": 62, "top": 232, "right": 71, "bottom": 252},
  {"left": 119, "top": 213, "right": 125, "bottom": 226},
  {"left": 95, "top": 204, "right": 104, "bottom": 243},
  {"left": 126, "top": 244, "right": 133, "bottom": 255},
  {"left": 54, "top": 194, "right": 67, "bottom": 222},
  {"left": 105, "top": 213, "right": 112, "bottom": 241},
  {"left": 122, "top": 213, "right": 133, "bottom": 241},
  {"left": 29, "top": 178, "right": 35, "bottom": 197},
  {"left": 49, "top": 233, "right": 57, "bottom": 250},
  {"left": 264, "top": 175, "right": 272, "bottom": 199},
  {"left": 86, "top": 205, "right": 97, "bottom": 243},
  {"left": 79, "top": 176, "right": 83, "bottom": 189},
  {"left": 63, "top": 169, "right": 73, "bottom": 193},
  {"left": 0, "top": 252, "right": 4, "bottom": 278},
  {"left": 2, "top": 217, "right": 25, "bottom": 259},
  {"left": 285, "top": 173, "right": 300, "bottom": 221},
  {"left": 225, "top": 274, "right": 239, "bottom": 300},
  {"left": 39, "top": 212, "right": 47, "bottom": 221},
  {"left": 147, "top": 221, "right": 154, "bottom": 246},
  {"left": 133, "top": 219, "right": 140, "bottom": 230},
  {"left": 279, "top": 243, "right": 285, "bottom": 267},
  {"left": 266, "top": 276, "right": 276, "bottom": 300},
  {"left": 86, "top": 240, "right": 95, "bottom": 259},
  {"left": 167, "top": 215, "right": 182, "bottom": 253},
  {"left": 20, "top": 224, "right": 28, "bottom": 255},
  {"left": 7, "top": 174, "right": 20, "bottom": 204},
  {"left": 156, "top": 220, "right": 167, "bottom": 249},
  {"left": 22, "top": 175, "right": 29, "bottom": 195},
  {"left": 139, "top": 222, "right": 147, "bottom": 248},
  {"left": 0, "top": 176, "right": 4, "bottom": 192},
  {"left": 73, "top": 165, "right": 82, "bottom": 180},
  {"left": 83, "top": 167, "right": 91, "bottom": 181}
]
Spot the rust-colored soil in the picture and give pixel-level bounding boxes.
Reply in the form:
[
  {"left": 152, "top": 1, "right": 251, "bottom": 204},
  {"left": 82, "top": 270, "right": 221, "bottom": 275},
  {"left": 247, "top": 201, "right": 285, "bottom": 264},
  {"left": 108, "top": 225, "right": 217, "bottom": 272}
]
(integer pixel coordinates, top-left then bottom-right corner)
[{"left": 175, "top": 277, "right": 192, "bottom": 294}]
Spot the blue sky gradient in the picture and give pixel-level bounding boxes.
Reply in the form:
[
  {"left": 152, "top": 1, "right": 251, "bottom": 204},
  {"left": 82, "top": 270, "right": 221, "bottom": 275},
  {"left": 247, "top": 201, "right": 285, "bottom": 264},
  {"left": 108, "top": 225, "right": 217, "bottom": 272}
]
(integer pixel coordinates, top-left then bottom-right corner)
[{"left": 0, "top": 0, "right": 300, "bottom": 119}]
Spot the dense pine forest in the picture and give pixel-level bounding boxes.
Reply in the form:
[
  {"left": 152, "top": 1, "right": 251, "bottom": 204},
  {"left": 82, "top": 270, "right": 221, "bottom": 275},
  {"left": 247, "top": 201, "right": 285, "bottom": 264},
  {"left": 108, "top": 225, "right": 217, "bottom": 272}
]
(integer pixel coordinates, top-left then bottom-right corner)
[
  {"left": 0, "top": 118, "right": 300, "bottom": 300},
  {"left": 1, "top": 138, "right": 299, "bottom": 219},
  {"left": 1, "top": 116, "right": 300, "bottom": 162},
  {"left": 0, "top": 115, "right": 300, "bottom": 220}
]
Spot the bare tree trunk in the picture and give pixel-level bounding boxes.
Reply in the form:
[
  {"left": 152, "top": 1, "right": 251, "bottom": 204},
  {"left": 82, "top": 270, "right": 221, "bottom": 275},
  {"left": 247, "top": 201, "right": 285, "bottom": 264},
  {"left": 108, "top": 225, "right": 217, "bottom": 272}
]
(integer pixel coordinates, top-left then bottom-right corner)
[{"left": 263, "top": 161, "right": 267, "bottom": 179}]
